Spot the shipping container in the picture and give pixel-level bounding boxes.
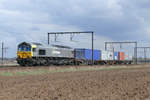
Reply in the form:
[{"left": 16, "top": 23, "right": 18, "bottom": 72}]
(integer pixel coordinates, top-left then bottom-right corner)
[
  {"left": 101, "top": 51, "right": 107, "bottom": 60},
  {"left": 75, "top": 49, "right": 101, "bottom": 60},
  {"left": 124, "top": 53, "right": 133, "bottom": 60},
  {"left": 113, "top": 52, "right": 119, "bottom": 60},
  {"left": 101, "top": 51, "right": 113, "bottom": 60},
  {"left": 119, "top": 52, "right": 124, "bottom": 60}
]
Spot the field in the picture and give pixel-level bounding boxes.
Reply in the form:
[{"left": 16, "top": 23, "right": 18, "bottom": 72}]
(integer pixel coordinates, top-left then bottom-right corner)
[{"left": 0, "top": 65, "right": 150, "bottom": 100}]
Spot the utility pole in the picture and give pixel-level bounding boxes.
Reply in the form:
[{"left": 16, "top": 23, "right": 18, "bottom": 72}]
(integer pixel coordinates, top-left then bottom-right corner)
[
  {"left": 1, "top": 42, "right": 4, "bottom": 65},
  {"left": 144, "top": 48, "right": 146, "bottom": 63},
  {"left": 1, "top": 42, "right": 8, "bottom": 65}
]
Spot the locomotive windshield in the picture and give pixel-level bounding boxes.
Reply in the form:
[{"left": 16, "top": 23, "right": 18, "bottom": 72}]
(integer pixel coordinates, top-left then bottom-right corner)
[{"left": 18, "top": 45, "right": 31, "bottom": 51}]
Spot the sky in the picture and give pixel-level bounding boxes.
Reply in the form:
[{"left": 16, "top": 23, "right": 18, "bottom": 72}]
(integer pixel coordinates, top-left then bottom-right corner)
[{"left": 0, "top": 0, "right": 150, "bottom": 57}]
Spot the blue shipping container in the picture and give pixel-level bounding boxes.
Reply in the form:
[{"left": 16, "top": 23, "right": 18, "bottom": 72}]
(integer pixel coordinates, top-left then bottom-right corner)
[
  {"left": 113, "top": 52, "right": 119, "bottom": 60},
  {"left": 75, "top": 49, "right": 101, "bottom": 60}
]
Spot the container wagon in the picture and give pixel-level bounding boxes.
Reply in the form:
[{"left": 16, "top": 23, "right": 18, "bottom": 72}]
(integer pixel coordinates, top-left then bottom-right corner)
[{"left": 74, "top": 48, "right": 101, "bottom": 65}]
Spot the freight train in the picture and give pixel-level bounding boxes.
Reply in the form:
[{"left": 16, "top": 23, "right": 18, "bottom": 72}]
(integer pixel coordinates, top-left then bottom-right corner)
[{"left": 17, "top": 42, "right": 133, "bottom": 66}]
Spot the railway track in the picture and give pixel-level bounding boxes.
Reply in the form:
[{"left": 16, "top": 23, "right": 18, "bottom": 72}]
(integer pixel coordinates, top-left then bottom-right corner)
[{"left": 0, "top": 64, "right": 148, "bottom": 71}]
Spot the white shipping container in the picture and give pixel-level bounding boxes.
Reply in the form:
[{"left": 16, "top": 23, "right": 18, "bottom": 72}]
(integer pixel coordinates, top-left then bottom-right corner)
[
  {"left": 101, "top": 51, "right": 107, "bottom": 60},
  {"left": 101, "top": 51, "right": 113, "bottom": 60},
  {"left": 107, "top": 51, "right": 114, "bottom": 60}
]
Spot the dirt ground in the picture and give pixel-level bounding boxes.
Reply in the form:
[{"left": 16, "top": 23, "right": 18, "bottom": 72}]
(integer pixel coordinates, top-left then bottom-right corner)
[{"left": 0, "top": 65, "right": 150, "bottom": 100}]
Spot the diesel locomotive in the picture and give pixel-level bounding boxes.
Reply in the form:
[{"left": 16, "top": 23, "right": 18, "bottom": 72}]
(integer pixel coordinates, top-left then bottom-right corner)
[{"left": 17, "top": 42, "right": 75, "bottom": 66}]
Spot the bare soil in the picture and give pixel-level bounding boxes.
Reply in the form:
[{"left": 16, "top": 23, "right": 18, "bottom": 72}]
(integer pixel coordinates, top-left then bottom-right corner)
[{"left": 0, "top": 65, "right": 150, "bottom": 100}]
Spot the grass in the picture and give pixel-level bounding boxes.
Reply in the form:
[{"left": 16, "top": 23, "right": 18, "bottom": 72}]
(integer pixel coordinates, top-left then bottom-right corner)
[
  {"left": 0, "top": 65, "right": 145, "bottom": 76},
  {"left": 0, "top": 69, "right": 49, "bottom": 76}
]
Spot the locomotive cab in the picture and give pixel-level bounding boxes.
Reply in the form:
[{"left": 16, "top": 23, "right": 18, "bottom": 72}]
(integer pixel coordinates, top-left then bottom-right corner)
[
  {"left": 17, "top": 42, "right": 39, "bottom": 66},
  {"left": 17, "top": 42, "right": 32, "bottom": 59}
]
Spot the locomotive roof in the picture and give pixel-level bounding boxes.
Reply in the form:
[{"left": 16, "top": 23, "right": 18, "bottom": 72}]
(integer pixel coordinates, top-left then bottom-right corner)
[
  {"left": 18, "top": 42, "right": 73, "bottom": 49},
  {"left": 31, "top": 42, "right": 42, "bottom": 46},
  {"left": 52, "top": 45, "right": 72, "bottom": 49}
]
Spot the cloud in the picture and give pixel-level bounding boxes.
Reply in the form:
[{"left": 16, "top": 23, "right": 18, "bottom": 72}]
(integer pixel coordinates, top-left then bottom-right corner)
[{"left": 0, "top": 0, "right": 150, "bottom": 57}]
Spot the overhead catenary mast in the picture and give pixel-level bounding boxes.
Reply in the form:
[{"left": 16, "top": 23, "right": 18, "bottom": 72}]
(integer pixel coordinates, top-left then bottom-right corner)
[{"left": 48, "top": 31, "right": 94, "bottom": 65}]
